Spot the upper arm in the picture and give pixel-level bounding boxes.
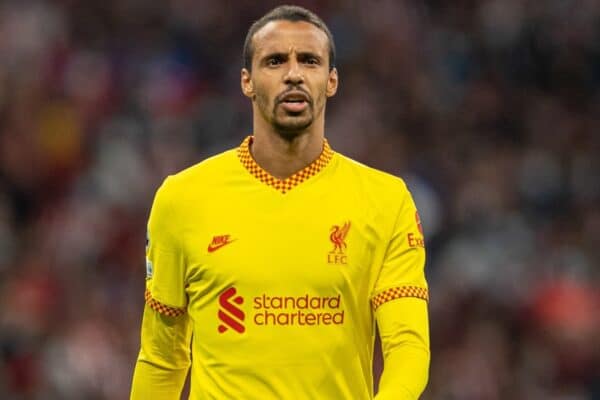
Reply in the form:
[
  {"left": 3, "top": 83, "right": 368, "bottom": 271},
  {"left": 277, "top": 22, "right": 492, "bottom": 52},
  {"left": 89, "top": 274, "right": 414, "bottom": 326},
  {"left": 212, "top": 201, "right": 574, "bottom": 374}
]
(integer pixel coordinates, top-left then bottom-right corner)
[
  {"left": 145, "top": 176, "right": 188, "bottom": 315},
  {"left": 371, "top": 183, "right": 428, "bottom": 314},
  {"left": 138, "top": 176, "right": 192, "bottom": 362}
]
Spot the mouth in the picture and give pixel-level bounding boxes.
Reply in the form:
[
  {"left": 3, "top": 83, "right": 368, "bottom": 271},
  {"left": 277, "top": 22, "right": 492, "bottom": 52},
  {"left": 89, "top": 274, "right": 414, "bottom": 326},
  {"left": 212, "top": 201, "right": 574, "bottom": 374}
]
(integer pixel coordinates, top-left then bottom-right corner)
[{"left": 278, "top": 91, "right": 310, "bottom": 113}]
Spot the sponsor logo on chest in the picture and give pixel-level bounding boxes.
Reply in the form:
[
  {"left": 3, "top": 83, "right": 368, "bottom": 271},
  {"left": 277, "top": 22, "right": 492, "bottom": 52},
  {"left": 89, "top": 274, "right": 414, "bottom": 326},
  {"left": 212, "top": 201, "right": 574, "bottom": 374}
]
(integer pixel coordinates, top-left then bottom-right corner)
[{"left": 217, "top": 287, "right": 345, "bottom": 334}]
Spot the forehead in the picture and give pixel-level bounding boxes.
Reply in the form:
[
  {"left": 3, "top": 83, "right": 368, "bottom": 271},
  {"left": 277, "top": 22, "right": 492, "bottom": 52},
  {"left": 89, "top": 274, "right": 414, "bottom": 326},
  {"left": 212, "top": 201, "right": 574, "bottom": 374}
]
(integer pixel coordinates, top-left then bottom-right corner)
[{"left": 252, "top": 20, "right": 329, "bottom": 57}]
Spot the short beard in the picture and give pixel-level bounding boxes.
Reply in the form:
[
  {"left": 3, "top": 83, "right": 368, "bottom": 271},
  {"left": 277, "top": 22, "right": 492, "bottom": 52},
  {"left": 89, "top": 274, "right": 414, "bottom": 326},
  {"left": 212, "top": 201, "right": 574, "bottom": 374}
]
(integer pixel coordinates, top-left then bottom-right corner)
[
  {"left": 270, "top": 99, "right": 314, "bottom": 140},
  {"left": 271, "top": 117, "right": 313, "bottom": 141},
  {"left": 254, "top": 89, "right": 315, "bottom": 141}
]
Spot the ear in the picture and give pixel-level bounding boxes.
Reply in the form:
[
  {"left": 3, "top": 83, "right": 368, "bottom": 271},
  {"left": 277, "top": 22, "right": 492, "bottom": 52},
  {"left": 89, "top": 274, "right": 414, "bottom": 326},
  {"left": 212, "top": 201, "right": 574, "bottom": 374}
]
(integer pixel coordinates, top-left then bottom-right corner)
[
  {"left": 241, "top": 68, "right": 254, "bottom": 99},
  {"left": 326, "top": 67, "right": 338, "bottom": 97}
]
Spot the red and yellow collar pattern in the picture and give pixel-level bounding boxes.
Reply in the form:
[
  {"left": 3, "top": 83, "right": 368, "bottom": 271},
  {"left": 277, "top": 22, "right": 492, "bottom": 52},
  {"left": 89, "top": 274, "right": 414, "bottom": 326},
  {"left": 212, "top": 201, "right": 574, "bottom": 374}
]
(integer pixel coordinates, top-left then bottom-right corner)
[{"left": 237, "top": 136, "right": 334, "bottom": 194}]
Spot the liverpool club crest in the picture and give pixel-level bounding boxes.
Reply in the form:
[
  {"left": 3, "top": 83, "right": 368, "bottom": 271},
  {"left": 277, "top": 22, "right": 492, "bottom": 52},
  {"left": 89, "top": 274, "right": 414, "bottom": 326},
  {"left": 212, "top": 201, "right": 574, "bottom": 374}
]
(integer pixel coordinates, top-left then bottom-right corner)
[{"left": 328, "top": 221, "right": 351, "bottom": 264}]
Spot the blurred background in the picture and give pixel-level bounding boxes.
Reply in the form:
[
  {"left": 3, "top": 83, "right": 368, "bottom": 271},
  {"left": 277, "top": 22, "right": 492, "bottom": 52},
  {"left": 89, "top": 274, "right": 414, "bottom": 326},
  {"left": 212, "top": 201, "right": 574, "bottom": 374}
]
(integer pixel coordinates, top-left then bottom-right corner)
[{"left": 0, "top": 0, "right": 599, "bottom": 399}]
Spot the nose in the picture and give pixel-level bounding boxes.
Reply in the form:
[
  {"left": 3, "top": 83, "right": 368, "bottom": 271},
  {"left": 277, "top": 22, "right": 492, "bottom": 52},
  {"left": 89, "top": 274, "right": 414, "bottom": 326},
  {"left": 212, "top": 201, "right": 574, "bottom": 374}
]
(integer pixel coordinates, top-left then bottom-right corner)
[{"left": 283, "top": 58, "right": 304, "bottom": 85}]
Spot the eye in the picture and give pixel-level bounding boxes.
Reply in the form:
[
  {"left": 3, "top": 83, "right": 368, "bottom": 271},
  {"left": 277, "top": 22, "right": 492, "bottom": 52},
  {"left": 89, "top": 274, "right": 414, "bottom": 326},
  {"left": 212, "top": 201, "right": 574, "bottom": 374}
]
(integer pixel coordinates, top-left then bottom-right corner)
[
  {"left": 266, "top": 56, "right": 284, "bottom": 66},
  {"left": 303, "top": 57, "right": 320, "bottom": 66}
]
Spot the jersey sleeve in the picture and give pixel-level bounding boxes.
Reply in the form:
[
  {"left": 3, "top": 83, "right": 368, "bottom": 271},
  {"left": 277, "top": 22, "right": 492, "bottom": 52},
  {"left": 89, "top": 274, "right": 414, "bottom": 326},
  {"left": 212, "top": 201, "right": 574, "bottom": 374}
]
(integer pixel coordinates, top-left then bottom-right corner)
[
  {"left": 131, "top": 177, "right": 192, "bottom": 399},
  {"left": 374, "top": 298, "right": 430, "bottom": 400},
  {"left": 372, "top": 184, "right": 430, "bottom": 399},
  {"left": 130, "top": 302, "right": 192, "bottom": 399},
  {"left": 371, "top": 184, "right": 428, "bottom": 308},
  {"left": 145, "top": 176, "right": 188, "bottom": 316}
]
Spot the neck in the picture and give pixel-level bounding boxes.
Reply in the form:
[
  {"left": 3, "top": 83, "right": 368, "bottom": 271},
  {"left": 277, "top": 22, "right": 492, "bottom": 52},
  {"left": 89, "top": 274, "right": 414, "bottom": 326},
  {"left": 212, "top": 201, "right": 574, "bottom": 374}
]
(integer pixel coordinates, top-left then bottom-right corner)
[{"left": 250, "top": 116, "right": 325, "bottom": 180}]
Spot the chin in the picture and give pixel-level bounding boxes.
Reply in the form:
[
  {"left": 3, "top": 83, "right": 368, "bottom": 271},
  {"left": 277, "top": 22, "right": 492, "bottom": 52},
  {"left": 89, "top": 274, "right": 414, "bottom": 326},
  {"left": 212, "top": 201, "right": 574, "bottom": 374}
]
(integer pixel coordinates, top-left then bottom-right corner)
[{"left": 273, "top": 118, "right": 313, "bottom": 139}]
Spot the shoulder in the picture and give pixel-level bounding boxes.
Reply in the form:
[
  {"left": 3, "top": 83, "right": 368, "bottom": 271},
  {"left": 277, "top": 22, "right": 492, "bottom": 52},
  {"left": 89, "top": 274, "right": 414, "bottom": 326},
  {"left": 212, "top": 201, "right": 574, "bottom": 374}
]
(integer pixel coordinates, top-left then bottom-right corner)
[
  {"left": 159, "top": 148, "right": 239, "bottom": 195},
  {"left": 334, "top": 152, "right": 411, "bottom": 201}
]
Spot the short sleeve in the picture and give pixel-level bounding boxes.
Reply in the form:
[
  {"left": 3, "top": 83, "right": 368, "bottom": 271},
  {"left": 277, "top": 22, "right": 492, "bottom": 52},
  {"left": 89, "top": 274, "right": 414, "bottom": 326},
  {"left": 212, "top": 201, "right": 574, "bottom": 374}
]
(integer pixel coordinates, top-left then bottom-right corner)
[
  {"left": 371, "top": 184, "right": 428, "bottom": 311},
  {"left": 145, "top": 177, "right": 187, "bottom": 316}
]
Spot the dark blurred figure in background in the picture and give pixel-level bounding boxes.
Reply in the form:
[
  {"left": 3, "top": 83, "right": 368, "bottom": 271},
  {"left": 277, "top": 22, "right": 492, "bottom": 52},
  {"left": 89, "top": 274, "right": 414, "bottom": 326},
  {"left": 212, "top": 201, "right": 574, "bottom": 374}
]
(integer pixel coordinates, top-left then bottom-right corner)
[{"left": 0, "top": 1, "right": 598, "bottom": 399}]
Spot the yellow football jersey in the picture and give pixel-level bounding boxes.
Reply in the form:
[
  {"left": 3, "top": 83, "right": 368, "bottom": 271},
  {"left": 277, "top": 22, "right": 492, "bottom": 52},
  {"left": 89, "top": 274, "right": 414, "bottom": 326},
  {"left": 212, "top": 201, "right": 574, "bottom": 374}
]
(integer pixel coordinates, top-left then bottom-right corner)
[{"left": 132, "top": 136, "right": 429, "bottom": 399}]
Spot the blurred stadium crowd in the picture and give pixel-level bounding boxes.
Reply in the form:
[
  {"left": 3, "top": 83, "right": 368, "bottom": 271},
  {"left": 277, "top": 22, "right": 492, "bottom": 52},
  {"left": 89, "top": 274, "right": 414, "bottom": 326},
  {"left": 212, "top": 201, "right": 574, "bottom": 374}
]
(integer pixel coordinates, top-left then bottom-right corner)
[{"left": 0, "top": 0, "right": 599, "bottom": 399}]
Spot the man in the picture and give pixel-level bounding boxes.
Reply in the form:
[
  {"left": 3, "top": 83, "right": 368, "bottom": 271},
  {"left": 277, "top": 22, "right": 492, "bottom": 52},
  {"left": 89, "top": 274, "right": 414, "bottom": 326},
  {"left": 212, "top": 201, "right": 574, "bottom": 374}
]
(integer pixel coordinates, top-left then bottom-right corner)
[{"left": 131, "top": 5, "right": 429, "bottom": 400}]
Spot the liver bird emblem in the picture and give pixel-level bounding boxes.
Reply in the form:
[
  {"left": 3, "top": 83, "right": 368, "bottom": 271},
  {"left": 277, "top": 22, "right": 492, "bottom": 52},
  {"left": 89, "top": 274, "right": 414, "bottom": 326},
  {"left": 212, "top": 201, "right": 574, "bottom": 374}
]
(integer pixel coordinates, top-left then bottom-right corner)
[{"left": 330, "top": 222, "right": 351, "bottom": 253}]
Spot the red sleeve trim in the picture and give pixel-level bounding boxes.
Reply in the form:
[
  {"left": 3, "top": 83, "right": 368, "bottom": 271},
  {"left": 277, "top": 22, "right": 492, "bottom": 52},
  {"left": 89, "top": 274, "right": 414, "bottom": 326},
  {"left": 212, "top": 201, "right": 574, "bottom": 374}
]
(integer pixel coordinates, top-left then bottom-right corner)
[
  {"left": 145, "top": 289, "right": 186, "bottom": 317},
  {"left": 372, "top": 286, "right": 429, "bottom": 310}
]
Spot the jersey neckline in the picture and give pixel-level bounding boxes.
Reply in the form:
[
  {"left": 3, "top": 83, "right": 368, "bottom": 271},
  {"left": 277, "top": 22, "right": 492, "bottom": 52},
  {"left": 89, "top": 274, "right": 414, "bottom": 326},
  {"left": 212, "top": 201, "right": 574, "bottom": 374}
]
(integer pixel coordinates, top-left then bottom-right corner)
[{"left": 236, "top": 135, "right": 334, "bottom": 194}]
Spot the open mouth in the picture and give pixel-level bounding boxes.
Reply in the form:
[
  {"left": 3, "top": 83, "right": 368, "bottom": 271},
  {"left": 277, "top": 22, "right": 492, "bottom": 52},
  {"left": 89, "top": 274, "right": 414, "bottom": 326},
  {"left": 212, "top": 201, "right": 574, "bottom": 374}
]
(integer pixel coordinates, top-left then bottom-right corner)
[
  {"left": 281, "top": 100, "right": 308, "bottom": 113},
  {"left": 283, "top": 99, "right": 305, "bottom": 103},
  {"left": 279, "top": 91, "right": 310, "bottom": 112}
]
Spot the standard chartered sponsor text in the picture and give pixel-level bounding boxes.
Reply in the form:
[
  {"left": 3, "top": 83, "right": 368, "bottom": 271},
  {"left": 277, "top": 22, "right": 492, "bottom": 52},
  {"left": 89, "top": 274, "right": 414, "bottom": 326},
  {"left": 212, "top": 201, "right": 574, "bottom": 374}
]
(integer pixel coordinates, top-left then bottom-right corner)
[{"left": 253, "top": 294, "right": 344, "bottom": 326}]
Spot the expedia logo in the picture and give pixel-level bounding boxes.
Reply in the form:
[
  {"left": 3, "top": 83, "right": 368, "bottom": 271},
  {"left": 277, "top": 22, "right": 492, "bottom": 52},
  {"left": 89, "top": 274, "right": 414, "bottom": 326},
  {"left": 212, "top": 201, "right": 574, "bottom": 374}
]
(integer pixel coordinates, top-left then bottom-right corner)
[
  {"left": 407, "top": 211, "right": 425, "bottom": 248},
  {"left": 218, "top": 287, "right": 245, "bottom": 334}
]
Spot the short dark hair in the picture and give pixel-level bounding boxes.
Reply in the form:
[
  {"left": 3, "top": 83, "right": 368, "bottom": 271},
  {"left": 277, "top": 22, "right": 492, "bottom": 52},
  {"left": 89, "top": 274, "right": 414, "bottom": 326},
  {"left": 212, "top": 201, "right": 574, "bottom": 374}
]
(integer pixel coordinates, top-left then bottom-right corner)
[{"left": 243, "top": 5, "right": 336, "bottom": 72}]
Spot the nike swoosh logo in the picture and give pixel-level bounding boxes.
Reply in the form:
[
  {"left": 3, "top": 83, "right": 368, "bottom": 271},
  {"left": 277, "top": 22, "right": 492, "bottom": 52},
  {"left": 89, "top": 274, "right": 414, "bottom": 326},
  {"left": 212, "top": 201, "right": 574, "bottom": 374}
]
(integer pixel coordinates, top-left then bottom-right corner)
[{"left": 207, "top": 240, "right": 236, "bottom": 253}]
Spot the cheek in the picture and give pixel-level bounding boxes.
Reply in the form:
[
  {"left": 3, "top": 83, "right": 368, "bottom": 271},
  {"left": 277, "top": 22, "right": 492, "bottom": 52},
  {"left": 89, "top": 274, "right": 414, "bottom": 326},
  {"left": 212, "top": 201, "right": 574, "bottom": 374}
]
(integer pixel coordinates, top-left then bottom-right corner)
[
  {"left": 314, "top": 76, "right": 330, "bottom": 101},
  {"left": 252, "top": 81, "right": 277, "bottom": 117},
  {"left": 253, "top": 81, "right": 273, "bottom": 104},
  {"left": 314, "top": 82, "right": 329, "bottom": 106}
]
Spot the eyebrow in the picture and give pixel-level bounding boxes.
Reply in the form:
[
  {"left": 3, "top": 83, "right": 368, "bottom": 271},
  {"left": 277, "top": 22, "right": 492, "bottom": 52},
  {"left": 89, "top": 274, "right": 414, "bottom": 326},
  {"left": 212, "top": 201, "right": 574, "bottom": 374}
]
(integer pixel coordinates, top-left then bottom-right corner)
[{"left": 261, "top": 51, "right": 323, "bottom": 62}]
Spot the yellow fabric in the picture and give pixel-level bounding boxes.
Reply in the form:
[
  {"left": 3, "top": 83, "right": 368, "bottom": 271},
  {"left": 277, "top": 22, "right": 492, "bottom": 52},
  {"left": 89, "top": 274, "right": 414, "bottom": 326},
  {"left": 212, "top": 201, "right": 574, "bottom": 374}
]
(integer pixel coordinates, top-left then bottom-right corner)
[
  {"left": 130, "top": 304, "right": 192, "bottom": 399},
  {"left": 130, "top": 136, "right": 429, "bottom": 399},
  {"left": 375, "top": 299, "right": 430, "bottom": 400}
]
